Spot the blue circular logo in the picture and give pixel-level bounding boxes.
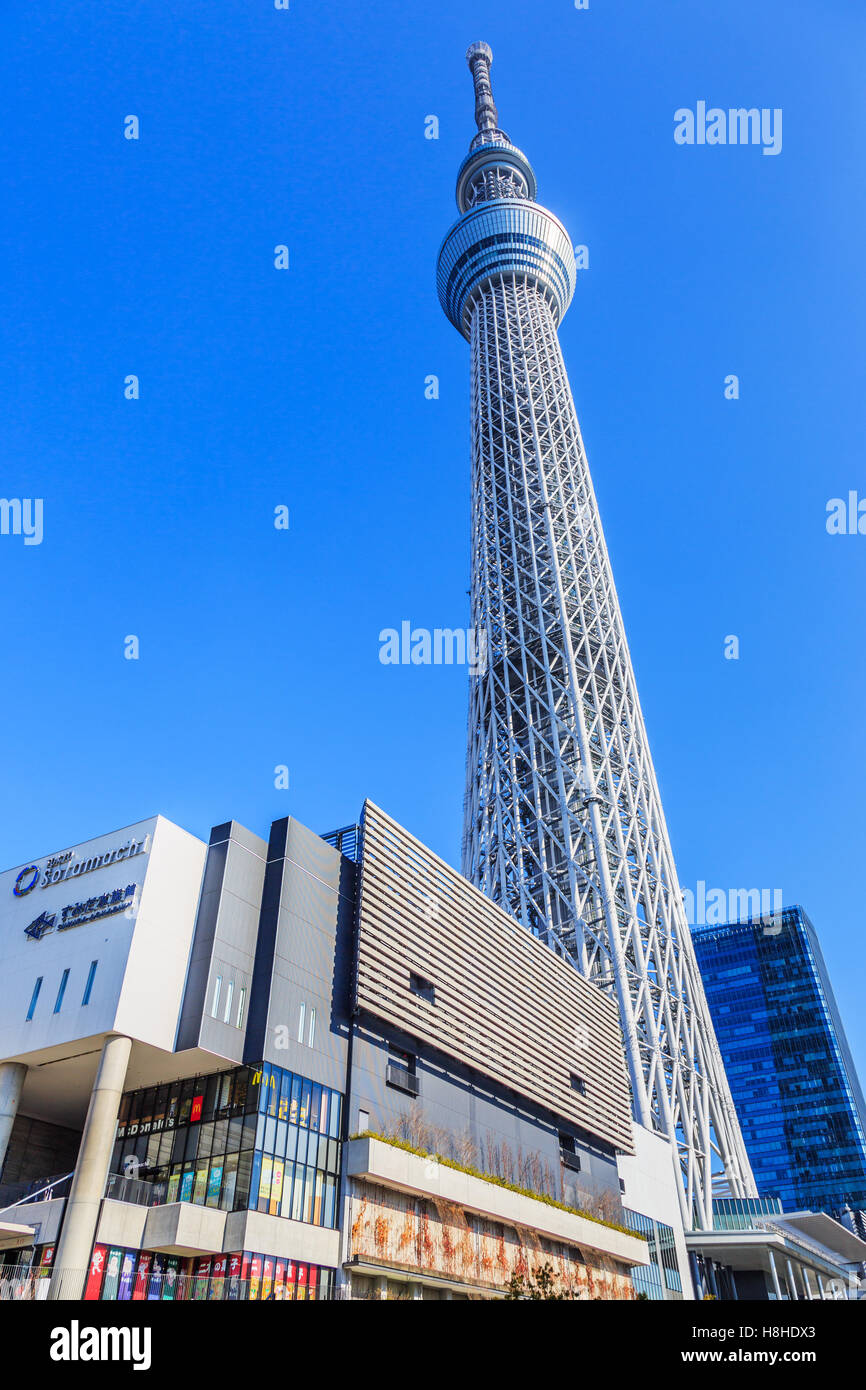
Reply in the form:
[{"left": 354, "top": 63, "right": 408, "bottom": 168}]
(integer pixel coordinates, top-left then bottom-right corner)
[{"left": 13, "top": 865, "right": 39, "bottom": 897}]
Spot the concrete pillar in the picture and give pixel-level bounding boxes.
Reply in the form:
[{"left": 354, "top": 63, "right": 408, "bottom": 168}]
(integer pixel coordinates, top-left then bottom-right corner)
[
  {"left": 48, "top": 1034, "right": 131, "bottom": 1301},
  {"left": 767, "top": 1249, "right": 783, "bottom": 1300},
  {"left": 411, "top": 1281, "right": 423, "bottom": 1300},
  {"left": 817, "top": 1275, "right": 827, "bottom": 1300},
  {"left": 0, "top": 1062, "right": 27, "bottom": 1179},
  {"left": 376, "top": 1275, "right": 388, "bottom": 1300}
]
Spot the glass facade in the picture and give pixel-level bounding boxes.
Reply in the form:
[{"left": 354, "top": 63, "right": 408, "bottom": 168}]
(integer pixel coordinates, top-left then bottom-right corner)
[
  {"left": 111, "top": 1062, "right": 342, "bottom": 1229},
  {"left": 693, "top": 907, "right": 866, "bottom": 1218},
  {"left": 622, "top": 1209, "right": 683, "bottom": 1300},
  {"left": 713, "top": 1195, "right": 784, "bottom": 1231}
]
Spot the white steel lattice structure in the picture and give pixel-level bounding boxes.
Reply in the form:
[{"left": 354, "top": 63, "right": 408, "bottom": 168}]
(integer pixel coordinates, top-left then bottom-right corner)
[{"left": 437, "top": 44, "right": 755, "bottom": 1228}]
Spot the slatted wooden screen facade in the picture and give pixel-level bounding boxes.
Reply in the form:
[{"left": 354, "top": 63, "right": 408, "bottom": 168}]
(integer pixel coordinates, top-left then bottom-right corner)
[{"left": 354, "top": 801, "right": 634, "bottom": 1153}]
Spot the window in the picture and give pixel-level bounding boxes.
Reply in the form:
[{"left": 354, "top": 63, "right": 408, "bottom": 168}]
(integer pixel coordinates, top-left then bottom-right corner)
[
  {"left": 82, "top": 961, "right": 98, "bottom": 1006},
  {"left": 308, "top": 1008, "right": 316, "bottom": 1048},
  {"left": 358, "top": 1109, "right": 370, "bottom": 1133},
  {"left": 409, "top": 972, "right": 435, "bottom": 1004},
  {"left": 236, "top": 987, "right": 246, "bottom": 1029},
  {"left": 569, "top": 1073, "right": 587, "bottom": 1096},
  {"left": 223, "top": 980, "right": 234, "bottom": 1024},
  {"left": 297, "top": 1002, "right": 306, "bottom": 1043},
  {"left": 26, "top": 977, "right": 43, "bottom": 1021},
  {"left": 559, "top": 1133, "right": 581, "bottom": 1172},
  {"left": 387, "top": 1050, "right": 419, "bottom": 1097},
  {"left": 54, "top": 969, "right": 70, "bottom": 1014},
  {"left": 211, "top": 975, "right": 222, "bottom": 1019}
]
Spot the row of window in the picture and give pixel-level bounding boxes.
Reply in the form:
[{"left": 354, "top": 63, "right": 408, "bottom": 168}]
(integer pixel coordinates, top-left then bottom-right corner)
[
  {"left": 623, "top": 1209, "right": 683, "bottom": 1300},
  {"left": 112, "top": 1063, "right": 344, "bottom": 1229},
  {"left": 26, "top": 961, "right": 98, "bottom": 1020},
  {"left": 210, "top": 974, "right": 246, "bottom": 1029}
]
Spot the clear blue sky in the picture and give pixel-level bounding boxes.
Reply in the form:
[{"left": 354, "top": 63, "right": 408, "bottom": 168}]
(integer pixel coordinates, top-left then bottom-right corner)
[{"left": 2, "top": 1, "right": 865, "bottom": 1077}]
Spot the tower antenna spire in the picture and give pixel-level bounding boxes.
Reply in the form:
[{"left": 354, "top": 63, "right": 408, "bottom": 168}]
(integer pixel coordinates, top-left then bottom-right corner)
[{"left": 466, "top": 42, "right": 501, "bottom": 142}]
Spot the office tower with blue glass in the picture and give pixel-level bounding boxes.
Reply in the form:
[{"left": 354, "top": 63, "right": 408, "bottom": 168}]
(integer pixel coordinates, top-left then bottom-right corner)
[
  {"left": 437, "top": 43, "right": 753, "bottom": 1227},
  {"left": 693, "top": 906, "right": 866, "bottom": 1222}
]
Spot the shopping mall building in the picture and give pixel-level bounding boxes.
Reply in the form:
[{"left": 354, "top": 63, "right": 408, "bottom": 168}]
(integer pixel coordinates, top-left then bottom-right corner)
[
  {"left": 1, "top": 802, "right": 861, "bottom": 1302},
  {"left": 0, "top": 802, "right": 664, "bottom": 1301}
]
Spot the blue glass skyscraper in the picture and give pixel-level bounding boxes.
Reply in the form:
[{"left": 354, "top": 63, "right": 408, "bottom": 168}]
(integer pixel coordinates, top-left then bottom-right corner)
[{"left": 693, "top": 906, "right": 866, "bottom": 1219}]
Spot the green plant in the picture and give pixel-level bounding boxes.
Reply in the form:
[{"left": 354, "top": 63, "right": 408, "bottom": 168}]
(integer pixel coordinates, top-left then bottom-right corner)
[{"left": 349, "top": 1130, "right": 646, "bottom": 1241}]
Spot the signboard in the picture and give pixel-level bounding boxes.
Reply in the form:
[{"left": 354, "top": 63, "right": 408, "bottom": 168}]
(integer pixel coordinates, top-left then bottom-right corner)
[
  {"left": 12, "top": 836, "right": 149, "bottom": 899},
  {"left": 24, "top": 884, "right": 137, "bottom": 942}
]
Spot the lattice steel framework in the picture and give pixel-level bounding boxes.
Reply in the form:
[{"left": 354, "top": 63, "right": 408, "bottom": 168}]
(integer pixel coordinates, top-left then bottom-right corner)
[{"left": 437, "top": 44, "right": 754, "bottom": 1228}]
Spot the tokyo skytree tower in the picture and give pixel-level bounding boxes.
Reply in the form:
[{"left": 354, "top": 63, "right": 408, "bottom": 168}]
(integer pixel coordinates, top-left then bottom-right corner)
[{"left": 437, "top": 43, "right": 754, "bottom": 1225}]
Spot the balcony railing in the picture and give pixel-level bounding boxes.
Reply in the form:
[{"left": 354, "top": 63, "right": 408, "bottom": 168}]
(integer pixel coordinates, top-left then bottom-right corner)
[
  {"left": 104, "top": 1172, "right": 168, "bottom": 1207},
  {"left": 0, "top": 1173, "right": 73, "bottom": 1210},
  {"left": 386, "top": 1063, "right": 420, "bottom": 1097},
  {"left": 0, "top": 1264, "right": 337, "bottom": 1301}
]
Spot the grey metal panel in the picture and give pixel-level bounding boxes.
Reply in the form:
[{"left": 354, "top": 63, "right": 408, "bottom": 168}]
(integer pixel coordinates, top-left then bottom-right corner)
[
  {"left": 249, "top": 818, "right": 354, "bottom": 1093},
  {"left": 349, "top": 1027, "right": 621, "bottom": 1206},
  {"left": 178, "top": 824, "right": 267, "bottom": 1060},
  {"left": 355, "top": 802, "right": 634, "bottom": 1153}
]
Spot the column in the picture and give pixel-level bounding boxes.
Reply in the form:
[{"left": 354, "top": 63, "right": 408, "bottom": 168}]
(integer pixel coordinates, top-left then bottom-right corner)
[
  {"left": 376, "top": 1275, "right": 388, "bottom": 1300},
  {"left": 786, "top": 1258, "right": 799, "bottom": 1300},
  {"left": 767, "top": 1249, "right": 784, "bottom": 1300},
  {"left": 0, "top": 1062, "right": 27, "bottom": 1179},
  {"left": 411, "top": 1281, "right": 423, "bottom": 1301},
  {"left": 48, "top": 1034, "right": 131, "bottom": 1301},
  {"left": 817, "top": 1275, "right": 827, "bottom": 1300}
]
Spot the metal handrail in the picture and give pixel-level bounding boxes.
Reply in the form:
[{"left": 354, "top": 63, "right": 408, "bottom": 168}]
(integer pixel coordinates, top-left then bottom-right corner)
[{"left": 0, "top": 1172, "right": 73, "bottom": 1209}]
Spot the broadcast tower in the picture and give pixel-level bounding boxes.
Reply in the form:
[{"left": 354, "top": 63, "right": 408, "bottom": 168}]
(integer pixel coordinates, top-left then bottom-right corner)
[{"left": 437, "top": 42, "right": 753, "bottom": 1226}]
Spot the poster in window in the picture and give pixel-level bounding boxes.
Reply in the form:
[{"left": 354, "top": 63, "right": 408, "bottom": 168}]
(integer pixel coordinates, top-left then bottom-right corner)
[
  {"left": 179, "top": 1170, "right": 194, "bottom": 1203},
  {"left": 273, "top": 1258, "right": 286, "bottom": 1300},
  {"left": 162, "top": 1255, "right": 179, "bottom": 1302},
  {"left": 296, "top": 1263, "right": 308, "bottom": 1301},
  {"left": 207, "top": 1163, "right": 223, "bottom": 1204},
  {"left": 148, "top": 1251, "right": 165, "bottom": 1300},
  {"left": 248, "top": 1254, "right": 262, "bottom": 1302},
  {"left": 118, "top": 1251, "right": 136, "bottom": 1301},
  {"left": 269, "top": 1157, "right": 284, "bottom": 1216},
  {"left": 101, "top": 1247, "right": 123, "bottom": 1302},
  {"left": 193, "top": 1165, "right": 209, "bottom": 1205},
  {"left": 190, "top": 1095, "right": 203, "bottom": 1123},
  {"left": 226, "top": 1252, "right": 243, "bottom": 1301},
  {"left": 261, "top": 1255, "right": 274, "bottom": 1301},
  {"left": 210, "top": 1254, "right": 227, "bottom": 1301},
  {"left": 83, "top": 1244, "right": 108, "bottom": 1301},
  {"left": 132, "top": 1252, "right": 152, "bottom": 1301}
]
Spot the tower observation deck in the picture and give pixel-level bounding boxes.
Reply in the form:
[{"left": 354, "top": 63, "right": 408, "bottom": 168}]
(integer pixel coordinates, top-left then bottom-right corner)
[{"left": 437, "top": 42, "right": 754, "bottom": 1227}]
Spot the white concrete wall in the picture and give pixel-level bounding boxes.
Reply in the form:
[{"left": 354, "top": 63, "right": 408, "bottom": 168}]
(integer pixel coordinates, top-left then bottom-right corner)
[
  {"left": 0, "top": 815, "right": 206, "bottom": 1062},
  {"left": 115, "top": 817, "right": 207, "bottom": 1051}
]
